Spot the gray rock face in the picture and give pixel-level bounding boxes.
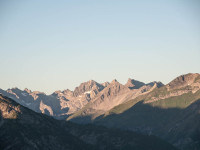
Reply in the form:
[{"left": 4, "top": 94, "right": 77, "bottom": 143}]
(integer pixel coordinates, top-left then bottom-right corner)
[
  {"left": 73, "top": 80, "right": 104, "bottom": 97},
  {"left": 68, "top": 79, "right": 163, "bottom": 123},
  {"left": 125, "top": 78, "right": 145, "bottom": 89},
  {"left": 101, "top": 82, "right": 110, "bottom": 87},
  {"left": 167, "top": 73, "right": 200, "bottom": 89},
  {"left": 0, "top": 80, "right": 107, "bottom": 119},
  {"left": 0, "top": 78, "right": 163, "bottom": 120}
]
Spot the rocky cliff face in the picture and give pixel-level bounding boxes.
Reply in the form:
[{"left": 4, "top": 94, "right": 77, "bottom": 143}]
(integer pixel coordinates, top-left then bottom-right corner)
[
  {"left": 167, "top": 73, "right": 200, "bottom": 90},
  {"left": 68, "top": 78, "right": 163, "bottom": 123},
  {"left": 145, "top": 73, "right": 200, "bottom": 104},
  {"left": 125, "top": 78, "right": 145, "bottom": 89},
  {"left": 0, "top": 78, "right": 163, "bottom": 120},
  {"left": 0, "top": 80, "right": 106, "bottom": 119},
  {"left": 73, "top": 80, "right": 104, "bottom": 97}
]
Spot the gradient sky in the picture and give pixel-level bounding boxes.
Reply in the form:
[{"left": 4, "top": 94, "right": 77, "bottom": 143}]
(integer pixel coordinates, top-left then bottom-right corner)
[{"left": 0, "top": 0, "right": 200, "bottom": 94}]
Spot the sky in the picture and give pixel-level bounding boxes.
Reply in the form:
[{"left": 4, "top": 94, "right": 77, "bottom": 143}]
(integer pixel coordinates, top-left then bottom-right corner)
[{"left": 0, "top": 0, "right": 200, "bottom": 94}]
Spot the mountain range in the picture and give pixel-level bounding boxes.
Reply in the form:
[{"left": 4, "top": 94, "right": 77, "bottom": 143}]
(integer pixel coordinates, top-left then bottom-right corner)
[
  {"left": 0, "top": 78, "right": 163, "bottom": 120},
  {"left": 0, "top": 73, "right": 200, "bottom": 150},
  {"left": 0, "top": 94, "right": 177, "bottom": 150}
]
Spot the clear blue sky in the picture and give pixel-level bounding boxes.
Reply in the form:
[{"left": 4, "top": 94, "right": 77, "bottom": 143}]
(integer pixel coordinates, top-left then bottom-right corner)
[{"left": 0, "top": 0, "right": 200, "bottom": 94}]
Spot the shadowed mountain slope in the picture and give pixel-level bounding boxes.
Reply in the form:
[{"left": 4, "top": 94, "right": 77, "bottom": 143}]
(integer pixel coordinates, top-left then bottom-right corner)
[
  {"left": 91, "top": 73, "right": 200, "bottom": 150},
  {"left": 0, "top": 94, "right": 177, "bottom": 150}
]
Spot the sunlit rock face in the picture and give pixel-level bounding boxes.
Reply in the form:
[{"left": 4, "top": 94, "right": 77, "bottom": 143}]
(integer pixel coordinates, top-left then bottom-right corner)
[
  {"left": 0, "top": 80, "right": 107, "bottom": 119},
  {"left": 167, "top": 73, "right": 200, "bottom": 90},
  {"left": 0, "top": 77, "right": 163, "bottom": 120},
  {"left": 68, "top": 78, "right": 163, "bottom": 123},
  {"left": 0, "top": 95, "right": 20, "bottom": 119},
  {"left": 125, "top": 78, "right": 145, "bottom": 89}
]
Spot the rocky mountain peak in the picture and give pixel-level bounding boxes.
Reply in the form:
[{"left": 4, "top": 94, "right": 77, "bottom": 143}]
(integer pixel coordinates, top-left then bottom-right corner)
[
  {"left": 103, "top": 79, "right": 124, "bottom": 97},
  {"left": 167, "top": 73, "right": 200, "bottom": 89},
  {"left": 24, "top": 88, "right": 32, "bottom": 94},
  {"left": 52, "top": 89, "right": 73, "bottom": 98},
  {"left": 8, "top": 87, "right": 22, "bottom": 93},
  {"left": 110, "top": 79, "right": 119, "bottom": 84},
  {"left": 146, "top": 81, "right": 164, "bottom": 88},
  {"left": 125, "top": 78, "right": 145, "bottom": 89},
  {"left": 31, "top": 91, "right": 46, "bottom": 95},
  {"left": 101, "top": 82, "right": 110, "bottom": 87},
  {"left": 51, "top": 90, "right": 62, "bottom": 96},
  {"left": 73, "top": 80, "right": 104, "bottom": 97},
  {"left": 63, "top": 89, "right": 73, "bottom": 95}
]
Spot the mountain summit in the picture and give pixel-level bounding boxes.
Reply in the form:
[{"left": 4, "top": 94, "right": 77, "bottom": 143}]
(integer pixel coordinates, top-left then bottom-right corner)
[
  {"left": 167, "top": 73, "right": 200, "bottom": 89},
  {"left": 125, "top": 78, "right": 145, "bottom": 89},
  {"left": 73, "top": 80, "right": 104, "bottom": 97}
]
